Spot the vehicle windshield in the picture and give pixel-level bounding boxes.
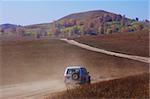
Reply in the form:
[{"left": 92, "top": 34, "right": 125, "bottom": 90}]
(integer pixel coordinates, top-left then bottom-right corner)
[{"left": 67, "top": 68, "right": 80, "bottom": 74}]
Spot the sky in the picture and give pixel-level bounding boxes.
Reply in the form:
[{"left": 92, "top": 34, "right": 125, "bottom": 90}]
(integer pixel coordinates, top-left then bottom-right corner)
[{"left": 0, "top": 0, "right": 149, "bottom": 26}]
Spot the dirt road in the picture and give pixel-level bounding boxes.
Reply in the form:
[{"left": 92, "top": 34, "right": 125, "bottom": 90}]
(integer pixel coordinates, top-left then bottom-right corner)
[
  {"left": 61, "top": 39, "right": 150, "bottom": 63},
  {"left": 0, "top": 39, "right": 148, "bottom": 99},
  {"left": 0, "top": 79, "right": 66, "bottom": 99}
]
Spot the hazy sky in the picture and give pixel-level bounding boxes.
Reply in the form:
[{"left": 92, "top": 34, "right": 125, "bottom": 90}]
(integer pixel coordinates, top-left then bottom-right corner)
[{"left": 0, "top": 0, "right": 149, "bottom": 26}]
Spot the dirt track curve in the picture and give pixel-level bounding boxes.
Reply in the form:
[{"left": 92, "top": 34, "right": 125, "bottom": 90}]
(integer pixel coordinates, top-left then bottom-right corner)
[{"left": 61, "top": 39, "right": 150, "bottom": 63}]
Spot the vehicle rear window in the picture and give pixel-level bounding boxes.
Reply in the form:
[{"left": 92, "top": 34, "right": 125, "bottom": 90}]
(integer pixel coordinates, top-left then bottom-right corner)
[{"left": 67, "top": 68, "right": 80, "bottom": 74}]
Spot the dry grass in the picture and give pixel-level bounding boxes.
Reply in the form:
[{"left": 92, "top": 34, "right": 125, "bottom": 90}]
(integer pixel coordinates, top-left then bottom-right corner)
[
  {"left": 75, "top": 30, "right": 149, "bottom": 57},
  {"left": 45, "top": 73, "right": 149, "bottom": 99}
]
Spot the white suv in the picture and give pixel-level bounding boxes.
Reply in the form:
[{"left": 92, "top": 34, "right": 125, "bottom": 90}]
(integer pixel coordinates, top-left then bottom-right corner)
[{"left": 64, "top": 66, "right": 91, "bottom": 84}]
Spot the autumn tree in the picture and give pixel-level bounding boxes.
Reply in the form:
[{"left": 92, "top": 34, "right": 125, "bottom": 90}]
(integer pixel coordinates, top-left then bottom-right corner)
[
  {"left": 121, "top": 15, "right": 126, "bottom": 26},
  {"left": 51, "top": 21, "right": 61, "bottom": 36},
  {"left": 132, "top": 22, "right": 143, "bottom": 31}
]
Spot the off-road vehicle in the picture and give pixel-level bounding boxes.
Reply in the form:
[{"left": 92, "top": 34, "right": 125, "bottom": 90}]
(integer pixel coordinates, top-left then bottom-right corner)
[{"left": 64, "top": 66, "right": 91, "bottom": 84}]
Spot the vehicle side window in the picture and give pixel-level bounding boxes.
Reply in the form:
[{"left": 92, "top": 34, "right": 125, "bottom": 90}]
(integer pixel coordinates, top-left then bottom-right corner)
[{"left": 81, "top": 68, "right": 88, "bottom": 75}]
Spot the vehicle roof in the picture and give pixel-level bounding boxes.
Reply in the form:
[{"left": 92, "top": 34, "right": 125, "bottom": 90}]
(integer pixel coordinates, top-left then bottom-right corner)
[{"left": 66, "top": 66, "right": 85, "bottom": 69}]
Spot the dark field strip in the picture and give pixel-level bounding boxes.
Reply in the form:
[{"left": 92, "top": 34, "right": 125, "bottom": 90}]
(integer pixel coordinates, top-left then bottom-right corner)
[{"left": 75, "top": 30, "right": 149, "bottom": 57}]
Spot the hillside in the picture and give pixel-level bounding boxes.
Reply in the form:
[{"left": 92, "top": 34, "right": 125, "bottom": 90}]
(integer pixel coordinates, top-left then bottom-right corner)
[
  {"left": 59, "top": 10, "right": 121, "bottom": 21},
  {"left": 0, "top": 23, "right": 22, "bottom": 34},
  {"left": 0, "top": 24, "right": 24, "bottom": 38},
  {"left": 0, "top": 24, "right": 19, "bottom": 29},
  {"left": 0, "top": 10, "right": 149, "bottom": 39},
  {"left": 51, "top": 10, "right": 148, "bottom": 37}
]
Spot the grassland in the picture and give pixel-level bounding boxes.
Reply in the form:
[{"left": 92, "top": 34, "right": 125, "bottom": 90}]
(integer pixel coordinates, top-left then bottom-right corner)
[{"left": 45, "top": 73, "right": 149, "bottom": 99}]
